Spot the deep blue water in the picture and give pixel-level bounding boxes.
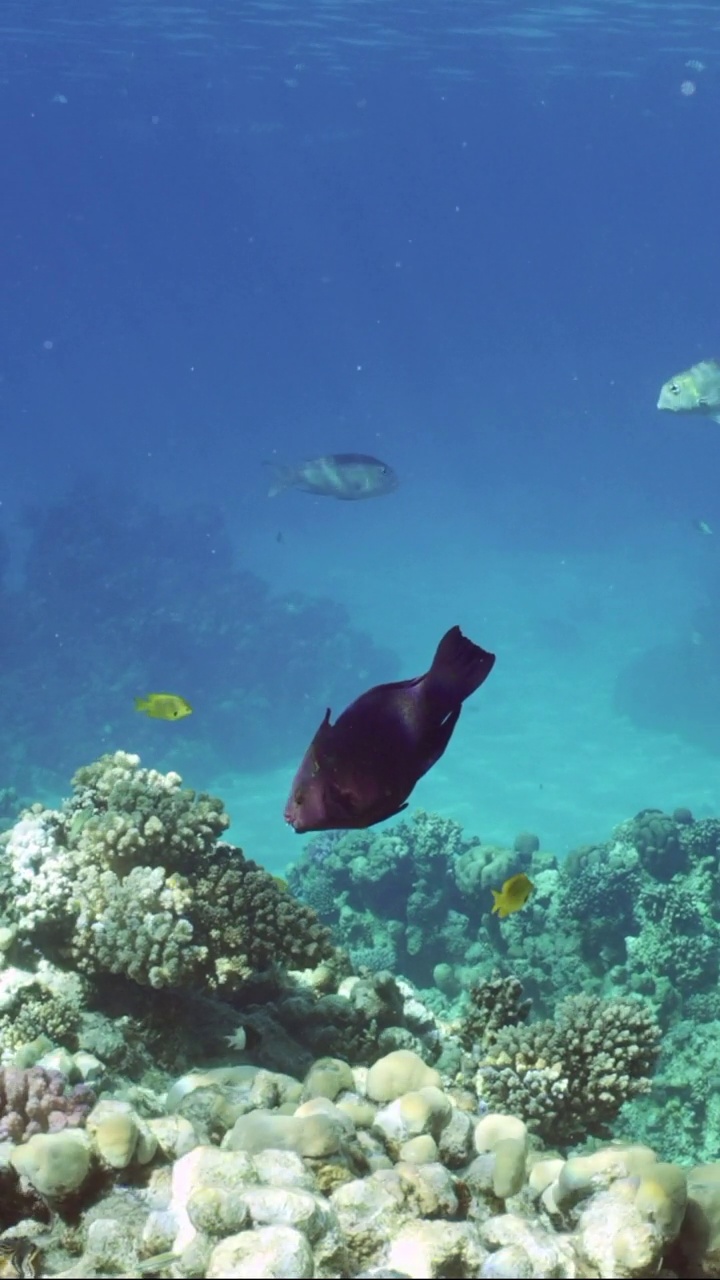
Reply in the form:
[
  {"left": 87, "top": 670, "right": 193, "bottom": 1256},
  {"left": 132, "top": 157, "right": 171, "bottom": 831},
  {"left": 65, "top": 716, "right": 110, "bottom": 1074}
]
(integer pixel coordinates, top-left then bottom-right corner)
[{"left": 2, "top": 2, "right": 720, "bottom": 869}]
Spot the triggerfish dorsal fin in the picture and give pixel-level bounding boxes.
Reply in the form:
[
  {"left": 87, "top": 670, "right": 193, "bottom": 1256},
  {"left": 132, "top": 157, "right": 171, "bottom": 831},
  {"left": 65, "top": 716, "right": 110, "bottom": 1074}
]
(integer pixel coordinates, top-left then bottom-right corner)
[
  {"left": 309, "top": 709, "right": 337, "bottom": 766},
  {"left": 427, "top": 625, "right": 496, "bottom": 702}
]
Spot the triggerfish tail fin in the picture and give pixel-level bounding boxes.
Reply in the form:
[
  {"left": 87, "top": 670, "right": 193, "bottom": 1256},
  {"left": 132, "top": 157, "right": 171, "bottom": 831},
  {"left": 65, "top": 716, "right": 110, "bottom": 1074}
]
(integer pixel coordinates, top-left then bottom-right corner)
[
  {"left": 427, "top": 626, "right": 496, "bottom": 703},
  {"left": 134, "top": 696, "right": 148, "bottom": 712},
  {"left": 263, "top": 460, "right": 293, "bottom": 498}
]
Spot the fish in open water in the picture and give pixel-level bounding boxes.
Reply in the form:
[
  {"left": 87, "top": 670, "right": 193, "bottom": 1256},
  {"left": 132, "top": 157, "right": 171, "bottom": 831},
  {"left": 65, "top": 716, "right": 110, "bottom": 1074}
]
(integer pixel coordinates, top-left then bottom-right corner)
[
  {"left": 134, "top": 693, "right": 193, "bottom": 720},
  {"left": 284, "top": 626, "right": 495, "bottom": 833},
  {"left": 265, "top": 453, "right": 398, "bottom": 500},
  {"left": 657, "top": 358, "right": 720, "bottom": 424}
]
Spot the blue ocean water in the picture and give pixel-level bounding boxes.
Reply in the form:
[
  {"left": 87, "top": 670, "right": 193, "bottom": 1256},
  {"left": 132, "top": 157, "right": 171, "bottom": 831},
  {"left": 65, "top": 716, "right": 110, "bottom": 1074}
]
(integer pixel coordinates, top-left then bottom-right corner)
[{"left": 1, "top": 1, "right": 719, "bottom": 872}]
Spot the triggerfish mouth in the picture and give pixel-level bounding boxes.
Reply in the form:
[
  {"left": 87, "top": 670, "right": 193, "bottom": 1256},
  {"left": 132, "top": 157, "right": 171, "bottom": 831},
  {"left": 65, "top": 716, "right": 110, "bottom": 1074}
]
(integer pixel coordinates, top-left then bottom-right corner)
[{"left": 284, "top": 625, "right": 496, "bottom": 834}]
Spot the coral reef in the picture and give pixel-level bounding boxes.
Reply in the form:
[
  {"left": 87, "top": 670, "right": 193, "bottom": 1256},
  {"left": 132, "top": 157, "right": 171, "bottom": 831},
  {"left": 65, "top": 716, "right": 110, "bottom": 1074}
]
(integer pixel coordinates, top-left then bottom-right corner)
[
  {"left": 476, "top": 991, "right": 661, "bottom": 1146},
  {"left": 0, "top": 752, "right": 333, "bottom": 993},
  {"left": 290, "top": 802, "right": 720, "bottom": 1162},
  {"left": 288, "top": 811, "right": 545, "bottom": 986},
  {"left": 0, "top": 962, "right": 85, "bottom": 1053},
  {"left": 0, "top": 1038, "right": 713, "bottom": 1280},
  {"left": 6, "top": 755, "right": 720, "bottom": 1276},
  {"left": 455, "top": 972, "right": 532, "bottom": 1052},
  {"left": 0, "top": 1065, "right": 95, "bottom": 1143}
]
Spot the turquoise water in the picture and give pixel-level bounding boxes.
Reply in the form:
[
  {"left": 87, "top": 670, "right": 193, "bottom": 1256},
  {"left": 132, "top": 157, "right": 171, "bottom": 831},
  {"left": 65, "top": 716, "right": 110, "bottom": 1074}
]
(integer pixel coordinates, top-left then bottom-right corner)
[
  {"left": 1, "top": 1, "right": 719, "bottom": 869},
  {"left": 225, "top": 510, "right": 716, "bottom": 869}
]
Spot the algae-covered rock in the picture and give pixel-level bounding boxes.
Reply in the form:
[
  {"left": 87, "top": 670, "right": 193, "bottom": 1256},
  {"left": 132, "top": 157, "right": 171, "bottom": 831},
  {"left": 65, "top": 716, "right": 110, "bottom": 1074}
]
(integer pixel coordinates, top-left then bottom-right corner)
[
  {"left": 386, "top": 1220, "right": 487, "bottom": 1279},
  {"left": 10, "top": 1128, "right": 91, "bottom": 1197},
  {"left": 86, "top": 1098, "right": 157, "bottom": 1169},
  {"left": 366, "top": 1050, "right": 441, "bottom": 1103},
  {"left": 207, "top": 1225, "right": 314, "bottom": 1279},
  {"left": 225, "top": 1110, "right": 346, "bottom": 1158},
  {"left": 474, "top": 1113, "right": 529, "bottom": 1199}
]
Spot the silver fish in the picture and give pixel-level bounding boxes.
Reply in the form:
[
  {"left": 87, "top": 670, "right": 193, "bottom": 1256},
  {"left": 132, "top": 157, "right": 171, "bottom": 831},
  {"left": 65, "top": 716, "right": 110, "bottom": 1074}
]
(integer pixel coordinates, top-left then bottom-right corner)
[
  {"left": 657, "top": 358, "right": 720, "bottom": 424},
  {"left": 265, "top": 453, "right": 398, "bottom": 500}
]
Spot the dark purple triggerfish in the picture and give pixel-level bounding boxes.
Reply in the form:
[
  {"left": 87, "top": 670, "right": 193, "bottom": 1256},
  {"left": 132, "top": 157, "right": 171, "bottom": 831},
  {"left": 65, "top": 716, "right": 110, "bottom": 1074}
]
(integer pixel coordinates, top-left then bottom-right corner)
[{"left": 284, "top": 626, "right": 495, "bottom": 834}]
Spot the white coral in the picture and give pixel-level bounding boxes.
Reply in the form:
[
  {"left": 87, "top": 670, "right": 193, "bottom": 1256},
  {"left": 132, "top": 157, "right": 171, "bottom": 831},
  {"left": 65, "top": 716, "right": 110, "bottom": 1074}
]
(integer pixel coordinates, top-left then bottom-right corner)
[{"left": 4, "top": 812, "right": 76, "bottom": 932}]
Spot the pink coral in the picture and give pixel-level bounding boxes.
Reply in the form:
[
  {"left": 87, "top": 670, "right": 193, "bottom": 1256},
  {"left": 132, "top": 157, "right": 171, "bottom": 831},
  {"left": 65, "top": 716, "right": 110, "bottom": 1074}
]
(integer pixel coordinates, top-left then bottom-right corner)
[{"left": 0, "top": 1065, "right": 95, "bottom": 1142}]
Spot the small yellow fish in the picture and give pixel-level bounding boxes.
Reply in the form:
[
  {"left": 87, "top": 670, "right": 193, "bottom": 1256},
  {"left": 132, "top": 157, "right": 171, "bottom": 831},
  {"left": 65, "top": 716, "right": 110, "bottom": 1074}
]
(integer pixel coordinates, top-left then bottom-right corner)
[
  {"left": 134, "top": 693, "right": 193, "bottom": 721},
  {"left": 491, "top": 872, "right": 534, "bottom": 919}
]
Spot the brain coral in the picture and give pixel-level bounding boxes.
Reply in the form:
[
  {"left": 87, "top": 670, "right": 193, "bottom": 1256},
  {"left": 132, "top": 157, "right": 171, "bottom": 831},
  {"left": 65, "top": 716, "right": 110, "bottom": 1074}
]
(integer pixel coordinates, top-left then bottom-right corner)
[{"left": 0, "top": 752, "right": 333, "bottom": 992}]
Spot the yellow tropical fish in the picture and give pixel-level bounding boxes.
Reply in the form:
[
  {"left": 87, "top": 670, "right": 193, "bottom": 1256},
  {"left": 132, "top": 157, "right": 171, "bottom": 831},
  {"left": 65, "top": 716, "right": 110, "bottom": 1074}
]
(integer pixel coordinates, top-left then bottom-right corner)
[
  {"left": 491, "top": 872, "right": 534, "bottom": 919},
  {"left": 134, "top": 693, "right": 193, "bottom": 721}
]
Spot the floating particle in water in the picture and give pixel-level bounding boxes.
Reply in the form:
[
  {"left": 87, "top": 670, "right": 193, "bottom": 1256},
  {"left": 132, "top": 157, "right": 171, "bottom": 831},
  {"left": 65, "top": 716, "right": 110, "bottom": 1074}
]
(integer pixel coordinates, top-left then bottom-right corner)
[
  {"left": 685, "top": 59, "right": 705, "bottom": 72},
  {"left": 680, "top": 79, "right": 697, "bottom": 96}
]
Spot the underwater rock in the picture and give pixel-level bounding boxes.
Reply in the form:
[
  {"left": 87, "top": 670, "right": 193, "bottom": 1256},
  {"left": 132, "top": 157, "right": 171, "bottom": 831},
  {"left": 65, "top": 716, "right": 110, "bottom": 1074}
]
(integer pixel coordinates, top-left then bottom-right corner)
[
  {"left": 366, "top": 1050, "right": 441, "bottom": 1103},
  {"left": 372, "top": 1087, "right": 452, "bottom": 1155},
  {"left": 226, "top": 1110, "right": 347, "bottom": 1159},
  {"left": 302, "top": 1057, "right": 355, "bottom": 1103},
  {"left": 10, "top": 1128, "right": 91, "bottom": 1198},
  {"left": 397, "top": 1134, "right": 438, "bottom": 1165},
  {"left": 86, "top": 1098, "right": 157, "bottom": 1170},
  {"left": 207, "top": 1225, "right": 314, "bottom": 1280},
  {"left": 386, "top": 1219, "right": 488, "bottom": 1279},
  {"left": 474, "top": 1113, "right": 529, "bottom": 1199}
]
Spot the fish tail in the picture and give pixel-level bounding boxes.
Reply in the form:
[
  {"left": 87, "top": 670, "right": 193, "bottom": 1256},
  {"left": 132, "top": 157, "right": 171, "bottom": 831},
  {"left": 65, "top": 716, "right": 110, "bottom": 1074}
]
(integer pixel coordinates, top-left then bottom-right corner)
[
  {"left": 263, "top": 460, "right": 293, "bottom": 497},
  {"left": 490, "top": 890, "right": 501, "bottom": 915},
  {"left": 427, "top": 626, "right": 496, "bottom": 703},
  {"left": 134, "top": 696, "right": 148, "bottom": 712}
]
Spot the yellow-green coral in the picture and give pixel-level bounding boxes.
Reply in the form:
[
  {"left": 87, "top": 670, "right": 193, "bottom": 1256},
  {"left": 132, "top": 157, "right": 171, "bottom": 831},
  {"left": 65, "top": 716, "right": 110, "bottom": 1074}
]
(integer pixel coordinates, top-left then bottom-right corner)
[{"left": 0, "top": 962, "right": 85, "bottom": 1054}]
